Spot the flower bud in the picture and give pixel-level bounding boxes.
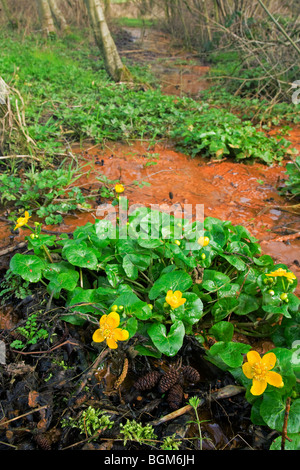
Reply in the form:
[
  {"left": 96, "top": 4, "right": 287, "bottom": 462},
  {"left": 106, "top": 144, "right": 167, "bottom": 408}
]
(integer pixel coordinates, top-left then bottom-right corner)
[
  {"left": 280, "top": 293, "right": 288, "bottom": 301},
  {"left": 198, "top": 236, "right": 210, "bottom": 247}
]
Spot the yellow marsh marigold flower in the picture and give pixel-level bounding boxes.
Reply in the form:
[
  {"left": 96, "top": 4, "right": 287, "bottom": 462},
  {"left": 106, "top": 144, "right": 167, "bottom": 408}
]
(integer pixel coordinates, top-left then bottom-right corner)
[
  {"left": 14, "top": 211, "right": 31, "bottom": 231},
  {"left": 242, "top": 350, "right": 284, "bottom": 396},
  {"left": 93, "top": 312, "right": 129, "bottom": 349},
  {"left": 165, "top": 290, "right": 186, "bottom": 309},
  {"left": 197, "top": 236, "right": 210, "bottom": 247},
  {"left": 115, "top": 183, "right": 125, "bottom": 194},
  {"left": 266, "top": 267, "right": 296, "bottom": 281}
]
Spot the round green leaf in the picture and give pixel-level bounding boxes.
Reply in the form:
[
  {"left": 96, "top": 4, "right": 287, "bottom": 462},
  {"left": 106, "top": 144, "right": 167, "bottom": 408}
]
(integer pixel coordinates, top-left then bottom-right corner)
[
  {"left": 10, "top": 253, "right": 45, "bottom": 283},
  {"left": 209, "top": 321, "right": 234, "bottom": 342},
  {"left": 147, "top": 320, "right": 185, "bottom": 357},
  {"left": 260, "top": 395, "right": 300, "bottom": 433},
  {"left": 170, "top": 292, "right": 203, "bottom": 325},
  {"left": 64, "top": 242, "right": 98, "bottom": 269}
]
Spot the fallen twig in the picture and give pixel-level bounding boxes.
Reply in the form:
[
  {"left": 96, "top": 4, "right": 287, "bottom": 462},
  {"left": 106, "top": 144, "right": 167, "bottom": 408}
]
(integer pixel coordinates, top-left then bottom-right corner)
[{"left": 149, "top": 384, "right": 245, "bottom": 426}]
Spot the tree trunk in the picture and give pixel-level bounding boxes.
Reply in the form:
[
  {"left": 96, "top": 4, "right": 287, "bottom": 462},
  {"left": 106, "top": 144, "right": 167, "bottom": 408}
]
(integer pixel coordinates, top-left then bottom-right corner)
[
  {"left": 0, "top": 77, "right": 10, "bottom": 155},
  {"left": 48, "top": 0, "right": 69, "bottom": 31},
  {"left": 84, "top": 0, "right": 132, "bottom": 82},
  {"left": 36, "top": 0, "right": 56, "bottom": 36}
]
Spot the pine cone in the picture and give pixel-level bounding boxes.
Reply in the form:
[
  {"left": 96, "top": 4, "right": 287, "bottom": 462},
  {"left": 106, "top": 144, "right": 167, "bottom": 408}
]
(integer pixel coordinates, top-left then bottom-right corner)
[
  {"left": 158, "top": 368, "right": 180, "bottom": 393},
  {"left": 182, "top": 366, "right": 200, "bottom": 384},
  {"left": 134, "top": 371, "right": 161, "bottom": 391},
  {"left": 167, "top": 384, "right": 183, "bottom": 410},
  {"left": 34, "top": 433, "right": 52, "bottom": 450}
]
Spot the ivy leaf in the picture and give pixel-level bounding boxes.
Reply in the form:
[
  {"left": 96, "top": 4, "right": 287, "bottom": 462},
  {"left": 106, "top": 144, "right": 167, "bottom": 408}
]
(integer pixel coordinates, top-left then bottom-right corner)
[
  {"left": 105, "top": 264, "right": 125, "bottom": 288},
  {"left": 114, "top": 291, "right": 153, "bottom": 320},
  {"left": 10, "top": 253, "right": 45, "bottom": 283},
  {"left": 201, "top": 270, "right": 231, "bottom": 292}
]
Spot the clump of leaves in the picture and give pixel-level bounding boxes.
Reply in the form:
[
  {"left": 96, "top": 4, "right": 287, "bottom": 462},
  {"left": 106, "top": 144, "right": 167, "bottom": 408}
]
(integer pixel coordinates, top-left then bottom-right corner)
[
  {"left": 10, "top": 311, "right": 48, "bottom": 350},
  {"left": 0, "top": 165, "right": 92, "bottom": 225},
  {"left": 61, "top": 406, "right": 114, "bottom": 438},
  {"left": 280, "top": 156, "right": 300, "bottom": 200},
  {"left": 119, "top": 419, "right": 157, "bottom": 447},
  {"left": 0, "top": 268, "right": 32, "bottom": 303}
]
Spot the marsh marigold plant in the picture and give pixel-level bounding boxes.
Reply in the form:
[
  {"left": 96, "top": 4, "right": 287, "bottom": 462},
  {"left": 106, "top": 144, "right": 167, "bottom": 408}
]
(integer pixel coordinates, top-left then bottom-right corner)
[
  {"left": 93, "top": 312, "right": 129, "bottom": 349},
  {"left": 242, "top": 350, "right": 284, "bottom": 396}
]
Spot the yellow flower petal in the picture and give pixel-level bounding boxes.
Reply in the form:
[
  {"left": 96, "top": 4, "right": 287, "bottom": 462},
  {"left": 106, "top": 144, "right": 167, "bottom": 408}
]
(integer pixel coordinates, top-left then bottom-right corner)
[
  {"left": 165, "top": 290, "right": 186, "bottom": 309},
  {"left": 106, "top": 311, "right": 120, "bottom": 328},
  {"left": 261, "top": 352, "right": 276, "bottom": 370},
  {"left": 114, "top": 328, "right": 129, "bottom": 341},
  {"left": 106, "top": 338, "right": 118, "bottom": 349},
  {"left": 99, "top": 314, "right": 108, "bottom": 326},
  {"left": 266, "top": 268, "right": 296, "bottom": 280},
  {"left": 251, "top": 378, "right": 267, "bottom": 396},
  {"left": 242, "top": 362, "right": 255, "bottom": 379},
  {"left": 246, "top": 350, "right": 262, "bottom": 365},
  {"left": 92, "top": 329, "right": 105, "bottom": 343},
  {"left": 266, "top": 371, "right": 284, "bottom": 388}
]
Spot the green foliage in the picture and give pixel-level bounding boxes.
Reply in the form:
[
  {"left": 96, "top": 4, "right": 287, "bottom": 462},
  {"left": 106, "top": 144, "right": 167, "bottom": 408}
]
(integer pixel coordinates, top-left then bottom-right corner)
[
  {"left": 280, "top": 156, "right": 300, "bottom": 199},
  {"left": 0, "top": 31, "right": 295, "bottom": 165},
  {"left": 10, "top": 311, "right": 48, "bottom": 350},
  {"left": 199, "top": 88, "right": 300, "bottom": 127},
  {"left": 119, "top": 419, "right": 157, "bottom": 446},
  {"left": 205, "top": 342, "right": 300, "bottom": 450},
  {"left": 170, "top": 105, "right": 293, "bottom": 163},
  {"left": 0, "top": 165, "right": 92, "bottom": 225},
  {"left": 0, "top": 268, "right": 32, "bottom": 303},
  {"left": 6, "top": 204, "right": 300, "bottom": 448},
  {"left": 7, "top": 204, "right": 299, "bottom": 359},
  {"left": 61, "top": 406, "right": 114, "bottom": 438}
]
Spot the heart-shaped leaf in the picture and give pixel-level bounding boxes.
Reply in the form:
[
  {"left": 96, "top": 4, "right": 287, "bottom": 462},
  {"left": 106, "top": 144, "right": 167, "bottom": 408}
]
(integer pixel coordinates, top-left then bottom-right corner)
[{"left": 147, "top": 320, "right": 185, "bottom": 356}]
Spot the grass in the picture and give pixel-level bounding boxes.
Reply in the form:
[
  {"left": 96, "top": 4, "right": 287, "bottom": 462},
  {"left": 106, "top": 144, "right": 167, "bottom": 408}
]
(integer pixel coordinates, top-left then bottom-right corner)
[{"left": 114, "top": 17, "right": 157, "bottom": 28}]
